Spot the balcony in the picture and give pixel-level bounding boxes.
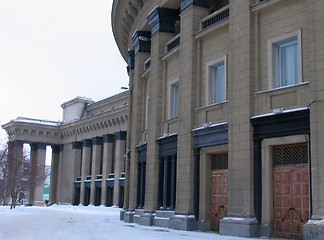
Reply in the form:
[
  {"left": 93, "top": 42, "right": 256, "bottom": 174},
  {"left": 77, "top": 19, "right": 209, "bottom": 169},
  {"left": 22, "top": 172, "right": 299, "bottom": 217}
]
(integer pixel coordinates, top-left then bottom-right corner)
[{"left": 200, "top": 6, "right": 229, "bottom": 30}]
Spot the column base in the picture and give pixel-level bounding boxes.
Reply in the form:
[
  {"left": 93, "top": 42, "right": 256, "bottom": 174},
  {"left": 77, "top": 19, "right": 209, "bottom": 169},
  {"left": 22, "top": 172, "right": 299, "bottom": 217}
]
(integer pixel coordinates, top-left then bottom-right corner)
[
  {"left": 220, "top": 217, "right": 260, "bottom": 238},
  {"left": 124, "top": 211, "right": 135, "bottom": 223},
  {"left": 168, "top": 214, "right": 197, "bottom": 231},
  {"left": 120, "top": 209, "right": 126, "bottom": 221},
  {"left": 303, "top": 219, "right": 324, "bottom": 240},
  {"left": 134, "top": 209, "right": 145, "bottom": 224},
  {"left": 139, "top": 212, "right": 155, "bottom": 226},
  {"left": 154, "top": 211, "right": 175, "bottom": 228}
]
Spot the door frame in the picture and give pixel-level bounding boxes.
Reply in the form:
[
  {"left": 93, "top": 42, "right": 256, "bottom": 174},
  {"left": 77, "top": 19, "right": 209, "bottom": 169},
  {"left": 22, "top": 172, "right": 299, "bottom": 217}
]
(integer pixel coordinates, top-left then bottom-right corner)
[
  {"left": 261, "top": 135, "right": 308, "bottom": 235},
  {"left": 199, "top": 144, "right": 228, "bottom": 231}
]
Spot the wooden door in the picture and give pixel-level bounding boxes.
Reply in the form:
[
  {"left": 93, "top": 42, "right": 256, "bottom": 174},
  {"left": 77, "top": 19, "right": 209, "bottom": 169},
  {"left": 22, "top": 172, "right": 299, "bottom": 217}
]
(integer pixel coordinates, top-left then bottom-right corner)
[
  {"left": 273, "top": 165, "right": 309, "bottom": 239},
  {"left": 210, "top": 169, "right": 228, "bottom": 231}
]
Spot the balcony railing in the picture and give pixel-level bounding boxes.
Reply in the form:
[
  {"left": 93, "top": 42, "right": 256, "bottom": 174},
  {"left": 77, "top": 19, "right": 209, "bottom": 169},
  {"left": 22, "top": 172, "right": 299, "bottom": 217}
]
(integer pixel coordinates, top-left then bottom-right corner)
[
  {"left": 201, "top": 6, "right": 229, "bottom": 30},
  {"left": 167, "top": 36, "right": 180, "bottom": 52}
]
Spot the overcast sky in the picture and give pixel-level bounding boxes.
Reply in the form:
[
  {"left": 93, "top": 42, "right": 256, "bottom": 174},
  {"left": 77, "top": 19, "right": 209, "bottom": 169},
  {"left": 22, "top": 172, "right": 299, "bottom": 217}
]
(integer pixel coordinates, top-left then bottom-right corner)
[{"left": 0, "top": 0, "right": 129, "bottom": 143}]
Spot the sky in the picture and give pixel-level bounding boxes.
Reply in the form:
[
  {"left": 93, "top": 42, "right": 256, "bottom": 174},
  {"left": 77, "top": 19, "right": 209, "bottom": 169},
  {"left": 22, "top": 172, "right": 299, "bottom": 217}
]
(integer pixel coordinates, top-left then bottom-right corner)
[{"left": 0, "top": 0, "right": 129, "bottom": 143}]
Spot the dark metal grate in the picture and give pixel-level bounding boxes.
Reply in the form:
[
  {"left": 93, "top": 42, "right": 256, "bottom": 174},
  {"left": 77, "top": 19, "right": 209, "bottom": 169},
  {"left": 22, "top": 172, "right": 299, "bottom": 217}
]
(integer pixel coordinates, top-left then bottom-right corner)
[
  {"left": 167, "top": 37, "right": 180, "bottom": 52},
  {"left": 273, "top": 143, "right": 308, "bottom": 166},
  {"left": 145, "top": 60, "right": 151, "bottom": 69},
  {"left": 211, "top": 153, "right": 228, "bottom": 170},
  {"left": 202, "top": 9, "right": 229, "bottom": 30}
]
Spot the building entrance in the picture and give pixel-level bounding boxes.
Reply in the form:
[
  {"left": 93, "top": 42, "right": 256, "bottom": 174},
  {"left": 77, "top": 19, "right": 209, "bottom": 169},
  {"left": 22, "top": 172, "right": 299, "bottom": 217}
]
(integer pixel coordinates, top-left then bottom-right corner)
[
  {"left": 210, "top": 153, "right": 228, "bottom": 231},
  {"left": 272, "top": 144, "right": 309, "bottom": 239}
]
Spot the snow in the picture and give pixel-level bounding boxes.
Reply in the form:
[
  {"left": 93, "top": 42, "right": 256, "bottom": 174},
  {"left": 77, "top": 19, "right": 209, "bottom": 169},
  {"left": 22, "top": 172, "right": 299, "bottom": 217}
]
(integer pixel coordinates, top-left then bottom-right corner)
[
  {"left": 13, "top": 117, "right": 61, "bottom": 126},
  {"left": 0, "top": 205, "right": 267, "bottom": 240},
  {"left": 250, "top": 107, "right": 308, "bottom": 119}
]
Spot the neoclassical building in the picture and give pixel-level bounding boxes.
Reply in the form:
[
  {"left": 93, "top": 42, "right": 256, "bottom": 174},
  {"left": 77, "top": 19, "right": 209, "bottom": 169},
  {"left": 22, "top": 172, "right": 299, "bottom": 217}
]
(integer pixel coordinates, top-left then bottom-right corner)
[
  {"left": 3, "top": 92, "right": 128, "bottom": 207},
  {"left": 112, "top": 0, "right": 324, "bottom": 239}
]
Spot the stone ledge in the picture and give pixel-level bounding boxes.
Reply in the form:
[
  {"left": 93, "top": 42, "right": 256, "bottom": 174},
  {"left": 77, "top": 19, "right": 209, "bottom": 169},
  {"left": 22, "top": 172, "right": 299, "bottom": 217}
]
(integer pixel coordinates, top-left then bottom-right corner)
[
  {"left": 304, "top": 220, "right": 324, "bottom": 240},
  {"left": 220, "top": 217, "right": 260, "bottom": 238}
]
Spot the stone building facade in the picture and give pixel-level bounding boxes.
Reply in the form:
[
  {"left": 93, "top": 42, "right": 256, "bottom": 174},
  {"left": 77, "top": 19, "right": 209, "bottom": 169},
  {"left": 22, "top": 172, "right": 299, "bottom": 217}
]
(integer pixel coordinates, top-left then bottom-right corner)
[
  {"left": 112, "top": 0, "right": 324, "bottom": 239},
  {"left": 2, "top": 92, "right": 128, "bottom": 208}
]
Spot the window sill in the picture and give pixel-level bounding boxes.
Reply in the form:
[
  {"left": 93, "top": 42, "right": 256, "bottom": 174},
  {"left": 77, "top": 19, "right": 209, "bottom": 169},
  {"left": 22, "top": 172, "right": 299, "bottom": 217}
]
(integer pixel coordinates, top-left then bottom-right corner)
[
  {"left": 196, "top": 100, "right": 229, "bottom": 111},
  {"left": 253, "top": 81, "right": 309, "bottom": 95},
  {"left": 251, "top": 0, "right": 286, "bottom": 12}
]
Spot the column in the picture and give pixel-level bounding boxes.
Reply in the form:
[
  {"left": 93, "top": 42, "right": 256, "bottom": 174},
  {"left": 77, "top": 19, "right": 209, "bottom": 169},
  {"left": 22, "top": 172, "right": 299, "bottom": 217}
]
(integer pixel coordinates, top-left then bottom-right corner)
[
  {"left": 170, "top": 154, "right": 177, "bottom": 211},
  {"left": 124, "top": 50, "right": 135, "bottom": 214},
  {"left": 49, "top": 145, "right": 60, "bottom": 204},
  {"left": 113, "top": 131, "right": 127, "bottom": 206},
  {"left": 72, "top": 141, "right": 82, "bottom": 205},
  {"left": 80, "top": 139, "right": 92, "bottom": 205},
  {"left": 128, "top": 31, "right": 151, "bottom": 212},
  {"left": 6, "top": 140, "right": 24, "bottom": 204},
  {"left": 145, "top": 6, "right": 179, "bottom": 214},
  {"left": 55, "top": 144, "right": 64, "bottom": 203},
  {"left": 176, "top": 1, "right": 209, "bottom": 216},
  {"left": 28, "top": 143, "right": 37, "bottom": 204},
  {"left": 221, "top": 0, "right": 256, "bottom": 237},
  {"left": 34, "top": 143, "right": 46, "bottom": 202},
  {"left": 90, "top": 137, "right": 103, "bottom": 205},
  {"left": 101, "top": 134, "right": 114, "bottom": 205}
]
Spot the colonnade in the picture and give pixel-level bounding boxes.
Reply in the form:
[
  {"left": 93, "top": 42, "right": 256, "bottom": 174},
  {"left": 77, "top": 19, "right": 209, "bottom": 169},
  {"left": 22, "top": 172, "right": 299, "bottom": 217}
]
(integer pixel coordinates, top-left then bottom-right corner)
[{"left": 6, "top": 130, "right": 127, "bottom": 207}]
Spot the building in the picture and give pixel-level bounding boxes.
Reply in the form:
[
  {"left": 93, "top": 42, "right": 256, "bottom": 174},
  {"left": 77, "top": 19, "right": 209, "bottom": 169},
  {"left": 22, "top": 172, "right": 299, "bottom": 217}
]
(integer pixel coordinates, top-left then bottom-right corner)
[
  {"left": 112, "top": 0, "right": 324, "bottom": 239},
  {"left": 2, "top": 92, "right": 128, "bottom": 207}
]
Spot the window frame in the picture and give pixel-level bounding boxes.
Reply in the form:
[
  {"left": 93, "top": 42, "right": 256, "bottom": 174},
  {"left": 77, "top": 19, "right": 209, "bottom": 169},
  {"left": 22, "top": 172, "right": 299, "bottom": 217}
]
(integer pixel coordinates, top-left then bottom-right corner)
[
  {"left": 206, "top": 55, "right": 227, "bottom": 106},
  {"left": 268, "top": 29, "right": 302, "bottom": 89},
  {"left": 169, "top": 78, "right": 179, "bottom": 119}
]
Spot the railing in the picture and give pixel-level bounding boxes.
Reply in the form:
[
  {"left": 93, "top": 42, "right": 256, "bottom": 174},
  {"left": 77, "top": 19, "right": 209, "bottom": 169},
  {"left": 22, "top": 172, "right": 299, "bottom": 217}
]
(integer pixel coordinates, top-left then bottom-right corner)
[
  {"left": 167, "top": 36, "right": 180, "bottom": 52},
  {"left": 145, "top": 59, "right": 151, "bottom": 70},
  {"left": 201, "top": 7, "right": 229, "bottom": 30}
]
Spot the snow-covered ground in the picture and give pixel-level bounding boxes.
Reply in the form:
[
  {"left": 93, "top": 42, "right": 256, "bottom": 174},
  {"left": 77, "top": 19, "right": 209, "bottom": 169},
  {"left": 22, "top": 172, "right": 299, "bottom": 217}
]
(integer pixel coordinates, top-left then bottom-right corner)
[{"left": 0, "top": 205, "right": 270, "bottom": 240}]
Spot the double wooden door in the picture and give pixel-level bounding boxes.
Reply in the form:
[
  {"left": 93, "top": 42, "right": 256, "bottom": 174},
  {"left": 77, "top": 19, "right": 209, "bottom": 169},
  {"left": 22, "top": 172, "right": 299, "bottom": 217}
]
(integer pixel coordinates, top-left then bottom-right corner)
[
  {"left": 273, "top": 164, "right": 309, "bottom": 239},
  {"left": 210, "top": 169, "right": 228, "bottom": 231}
]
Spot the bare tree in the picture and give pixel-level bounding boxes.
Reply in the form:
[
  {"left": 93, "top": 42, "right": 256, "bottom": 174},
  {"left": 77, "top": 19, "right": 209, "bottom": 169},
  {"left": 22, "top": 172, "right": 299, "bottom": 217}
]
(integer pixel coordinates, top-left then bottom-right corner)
[
  {"left": 0, "top": 145, "right": 8, "bottom": 205},
  {"left": 0, "top": 142, "right": 49, "bottom": 209}
]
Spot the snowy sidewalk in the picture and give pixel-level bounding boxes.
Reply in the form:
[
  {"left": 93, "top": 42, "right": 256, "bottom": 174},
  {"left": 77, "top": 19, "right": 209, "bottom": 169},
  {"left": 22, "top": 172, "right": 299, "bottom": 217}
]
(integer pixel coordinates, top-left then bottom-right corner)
[{"left": 0, "top": 205, "right": 273, "bottom": 240}]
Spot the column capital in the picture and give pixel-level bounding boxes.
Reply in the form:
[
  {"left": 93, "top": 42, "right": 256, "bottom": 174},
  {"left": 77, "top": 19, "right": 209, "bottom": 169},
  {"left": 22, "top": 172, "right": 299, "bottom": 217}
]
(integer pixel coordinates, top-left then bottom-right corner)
[
  {"left": 115, "top": 131, "right": 127, "bottom": 141},
  {"left": 72, "top": 141, "right": 83, "bottom": 150},
  {"left": 52, "top": 145, "right": 60, "bottom": 153},
  {"left": 147, "top": 7, "right": 179, "bottom": 37},
  {"left": 103, "top": 134, "right": 114, "bottom": 143},
  {"left": 30, "top": 142, "right": 47, "bottom": 151},
  {"left": 82, "top": 139, "right": 92, "bottom": 147},
  {"left": 180, "top": 0, "right": 209, "bottom": 13},
  {"left": 92, "top": 136, "right": 103, "bottom": 145},
  {"left": 13, "top": 140, "right": 24, "bottom": 147},
  {"left": 127, "top": 50, "right": 135, "bottom": 75},
  {"left": 131, "top": 31, "right": 151, "bottom": 55}
]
